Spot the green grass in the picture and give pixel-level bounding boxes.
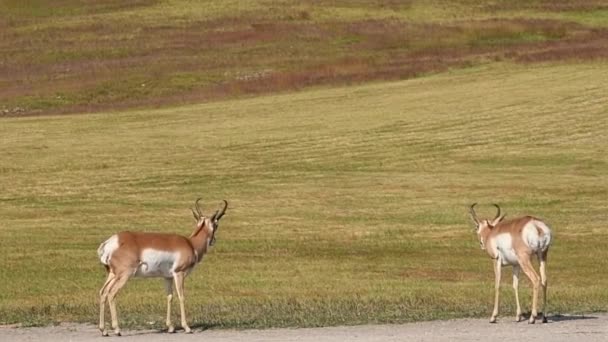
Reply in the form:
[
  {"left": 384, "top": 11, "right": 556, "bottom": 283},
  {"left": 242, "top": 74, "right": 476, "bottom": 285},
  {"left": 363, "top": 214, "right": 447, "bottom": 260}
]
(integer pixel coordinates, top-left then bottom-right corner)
[{"left": 1, "top": 61, "right": 607, "bottom": 328}]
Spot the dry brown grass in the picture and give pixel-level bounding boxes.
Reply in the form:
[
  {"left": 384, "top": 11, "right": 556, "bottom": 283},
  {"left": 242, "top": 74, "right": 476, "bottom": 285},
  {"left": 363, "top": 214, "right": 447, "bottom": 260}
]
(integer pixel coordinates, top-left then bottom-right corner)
[
  {"left": 515, "top": 29, "right": 608, "bottom": 62},
  {"left": 1, "top": 1, "right": 608, "bottom": 116},
  {"left": 486, "top": 0, "right": 608, "bottom": 12}
]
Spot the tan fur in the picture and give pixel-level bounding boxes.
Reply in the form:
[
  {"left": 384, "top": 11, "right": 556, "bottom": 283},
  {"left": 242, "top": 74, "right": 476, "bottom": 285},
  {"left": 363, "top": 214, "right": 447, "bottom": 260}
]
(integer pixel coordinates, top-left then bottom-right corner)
[
  {"left": 481, "top": 216, "right": 535, "bottom": 258},
  {"left": 108, "top": 231, "right": 207, "bottom": 273},
  {"left": 98, "top": 199, "right": 227, "bottom": 336},
  {"left": 471, "top": 205, "right": 552, "bottom": 324}
]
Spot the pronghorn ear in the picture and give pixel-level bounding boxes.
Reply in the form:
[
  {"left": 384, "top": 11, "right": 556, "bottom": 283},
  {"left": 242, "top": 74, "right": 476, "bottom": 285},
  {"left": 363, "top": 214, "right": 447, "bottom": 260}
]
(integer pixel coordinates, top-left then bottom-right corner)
[
  {"left": 211, "top": 209, "right": 222, "bottom": 224},
  {"left": 491, "top": 214, "right": 506, "bottom": 226},
  {"left": 482, "top": 220, "right": 494, "bottom": 229}
]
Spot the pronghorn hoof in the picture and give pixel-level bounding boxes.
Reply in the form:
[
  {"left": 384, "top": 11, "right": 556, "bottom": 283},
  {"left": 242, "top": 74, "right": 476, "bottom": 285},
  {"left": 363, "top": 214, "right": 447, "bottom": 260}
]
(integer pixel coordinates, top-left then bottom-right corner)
[
  {"left": 515, "top": 316, "right": 522, "bottom": 322},
  {"left": 101, "top": 330, "right": 109, "bottom": 337},
  {"left": 489, "top": 317, "right": 497, "bottom": 323},
  {"left": 167, "top": 326, "right": 175, "bottom": 333},
  {"left": 115, "top": 330, "right": 122, "bottom": 336},
  {"left": 528, "top": 318, "right": 536, "bottom": 324},
  {"left": 184, "top": 327, "right": 193, "bottom": 334}
]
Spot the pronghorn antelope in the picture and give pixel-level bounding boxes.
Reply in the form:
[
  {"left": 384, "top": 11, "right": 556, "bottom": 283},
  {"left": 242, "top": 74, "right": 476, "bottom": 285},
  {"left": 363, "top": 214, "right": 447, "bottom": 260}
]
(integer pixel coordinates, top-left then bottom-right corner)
[
  {"left": 469, "top": 203, "right": 552, "bottom": 324},
  {"left": 97, "top": 198, "right": 227, "bottom": 336}
]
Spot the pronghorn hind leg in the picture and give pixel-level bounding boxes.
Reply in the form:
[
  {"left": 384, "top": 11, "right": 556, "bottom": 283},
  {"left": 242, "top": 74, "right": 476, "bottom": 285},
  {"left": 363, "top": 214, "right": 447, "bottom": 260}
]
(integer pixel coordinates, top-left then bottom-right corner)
[
  {"left": 99, "top": 272, "right": 116, "bottom": 336},
  {"left": 490, "top": 259, "right": 501, "bottom": 323},
  {"left": 518, "top": 255, "right": 541, "bottom": 324},
  {"left": 106, "top": 272, "right": 131, "bottom": 336},
  {"left": 539, "top": 249, "right": 549, "bottom": 323}
]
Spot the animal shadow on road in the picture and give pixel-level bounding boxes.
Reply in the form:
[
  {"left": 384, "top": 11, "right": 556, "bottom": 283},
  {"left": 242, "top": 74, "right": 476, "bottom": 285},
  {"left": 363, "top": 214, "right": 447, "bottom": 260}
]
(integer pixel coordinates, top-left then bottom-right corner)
[
  {"left": 518, "top": 311, "right": 597, "bottom": 323},
  {"left": 549, "top": 314, "right": 598, "bottom": 323},
  {"left": 127, "top": 323, "right": 218, "bottom": 336}
]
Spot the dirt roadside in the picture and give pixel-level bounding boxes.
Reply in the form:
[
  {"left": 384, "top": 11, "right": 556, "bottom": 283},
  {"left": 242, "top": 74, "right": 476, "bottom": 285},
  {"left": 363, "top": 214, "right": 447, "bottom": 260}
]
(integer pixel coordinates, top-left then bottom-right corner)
[{"left": 1, "top": 314, "right": 606, "bottom": 342}]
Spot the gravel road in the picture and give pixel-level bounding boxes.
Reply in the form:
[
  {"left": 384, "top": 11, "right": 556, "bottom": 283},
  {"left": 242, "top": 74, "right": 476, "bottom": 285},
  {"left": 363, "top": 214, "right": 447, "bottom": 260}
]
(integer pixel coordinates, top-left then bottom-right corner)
[{"left": 2, "top": 314, "right": 606, "bottom": 342}]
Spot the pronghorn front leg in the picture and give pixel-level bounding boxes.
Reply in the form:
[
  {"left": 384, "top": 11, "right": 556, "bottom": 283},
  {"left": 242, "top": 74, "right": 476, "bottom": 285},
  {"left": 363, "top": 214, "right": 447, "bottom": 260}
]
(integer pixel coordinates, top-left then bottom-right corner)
[
  {"left": 490, "top": 258, "right": 501, "bottom": 323},
  {"left": 173, "top": 272, "right": 192, "bottom": 333},
  {"left": 512, "top": 265, "right": 522, "bottom": 322},
  {"left": 107, "top": 273, "right": 131, "bottom": 336}
]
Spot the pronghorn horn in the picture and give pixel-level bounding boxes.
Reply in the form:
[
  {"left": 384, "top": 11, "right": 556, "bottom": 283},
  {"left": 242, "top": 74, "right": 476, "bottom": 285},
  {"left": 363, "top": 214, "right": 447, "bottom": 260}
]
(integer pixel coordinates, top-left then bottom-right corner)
[
  {"left": 194, "top": 197, "right": 204, "bottom": 218},
  {"left": 469, "top": 203, "right": 480, "bottom": 225},
  {"left": 492, "top": 203, "right": 501, "bottom": 221},
  {"left": 215, "top": 200, "right": 228, "bottom": 221}
]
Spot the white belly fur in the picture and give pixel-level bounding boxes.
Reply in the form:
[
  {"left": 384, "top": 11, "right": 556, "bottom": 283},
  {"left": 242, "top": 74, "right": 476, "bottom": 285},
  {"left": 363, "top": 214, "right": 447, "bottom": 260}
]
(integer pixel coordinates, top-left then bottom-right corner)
[
  {"left": 134, "top": 249, "right": 180, "bottom": 278},
  {"left": 493, "top": 234, "right": 519, "bottom": 266}
]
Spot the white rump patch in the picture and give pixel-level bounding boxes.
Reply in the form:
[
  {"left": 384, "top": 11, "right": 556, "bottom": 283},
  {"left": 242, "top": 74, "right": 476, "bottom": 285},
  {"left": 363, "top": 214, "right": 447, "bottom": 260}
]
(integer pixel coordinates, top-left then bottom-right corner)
[
  {"left": 134, "top": 249, "right": 180, "bottom": 278},
  {"left": 522, "top": 220, "right": 552, "bottom": 252},
  {"left": 98, "top": 234, "right": 119, "bottom": 265}
]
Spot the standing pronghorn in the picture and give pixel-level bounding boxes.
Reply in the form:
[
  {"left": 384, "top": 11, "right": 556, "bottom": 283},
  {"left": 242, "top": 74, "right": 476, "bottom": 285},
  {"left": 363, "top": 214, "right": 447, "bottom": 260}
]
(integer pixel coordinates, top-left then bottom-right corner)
[
  {"left": 97, "top": 198, "right": 227, "bottom": 336},
  {"left": 469, "top": 203, "right": 552, "bottom": 324}
]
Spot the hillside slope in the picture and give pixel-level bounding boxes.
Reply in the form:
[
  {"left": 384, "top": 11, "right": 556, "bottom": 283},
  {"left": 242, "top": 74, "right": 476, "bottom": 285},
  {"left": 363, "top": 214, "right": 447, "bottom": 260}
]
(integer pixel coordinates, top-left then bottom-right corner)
[
  {"left": 2, "top": 0, "right": 608, "bottom": 116},
  {"left": 0, "top": 61, "right": 607, "bottom": 327}
]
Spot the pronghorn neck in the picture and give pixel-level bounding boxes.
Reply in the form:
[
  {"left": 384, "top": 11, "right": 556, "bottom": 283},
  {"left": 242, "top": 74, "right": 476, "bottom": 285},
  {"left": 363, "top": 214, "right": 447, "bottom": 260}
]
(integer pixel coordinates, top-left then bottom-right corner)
[
  {"left": 189, "top": 223, "right": 212, "bottom": 262},
  {"left": 480, "top": 226, "right": 493, "bottom": 243},
  {"left": 479, "top": 226, "right": 497, "bottom": 259}
]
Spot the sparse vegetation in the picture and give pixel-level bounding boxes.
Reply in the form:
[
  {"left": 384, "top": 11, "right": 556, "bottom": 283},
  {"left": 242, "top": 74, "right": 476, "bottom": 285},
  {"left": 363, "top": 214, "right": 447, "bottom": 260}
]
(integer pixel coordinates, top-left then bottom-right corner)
[{"left": 1, "top": 0, "right": 607, "bottom": 116}]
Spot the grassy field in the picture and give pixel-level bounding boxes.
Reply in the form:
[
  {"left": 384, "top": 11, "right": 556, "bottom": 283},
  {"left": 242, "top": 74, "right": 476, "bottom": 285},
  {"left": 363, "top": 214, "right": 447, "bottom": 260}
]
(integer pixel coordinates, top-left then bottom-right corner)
[
  {"left": 1, "top": 60, "right": 607, "bottom": 328},
  {"left": 2, "top": 0, "right": 608, "bottom": 116}
]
